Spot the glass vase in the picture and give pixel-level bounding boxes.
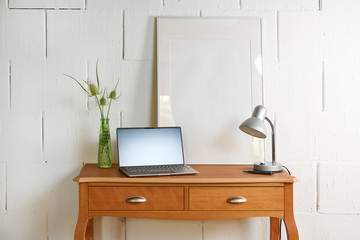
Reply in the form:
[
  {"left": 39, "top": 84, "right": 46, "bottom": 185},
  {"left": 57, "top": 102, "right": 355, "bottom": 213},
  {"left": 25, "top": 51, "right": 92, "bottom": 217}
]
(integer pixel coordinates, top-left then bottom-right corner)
[{"left": 98, "top": 118, "right": 112, "bottom": 168}]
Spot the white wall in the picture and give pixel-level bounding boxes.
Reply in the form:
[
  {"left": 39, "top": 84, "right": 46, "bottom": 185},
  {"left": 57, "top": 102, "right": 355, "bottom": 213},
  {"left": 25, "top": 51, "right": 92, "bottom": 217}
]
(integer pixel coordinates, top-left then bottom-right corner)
[{"left": 1, "top": 0, "right": 360, "bottom": 239}]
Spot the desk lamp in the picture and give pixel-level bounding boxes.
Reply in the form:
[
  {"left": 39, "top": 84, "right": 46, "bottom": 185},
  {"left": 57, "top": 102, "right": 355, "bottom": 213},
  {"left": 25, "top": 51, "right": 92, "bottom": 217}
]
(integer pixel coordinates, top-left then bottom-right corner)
[{"left": 239, "top": 105, "right": 283, "bottom": 173}]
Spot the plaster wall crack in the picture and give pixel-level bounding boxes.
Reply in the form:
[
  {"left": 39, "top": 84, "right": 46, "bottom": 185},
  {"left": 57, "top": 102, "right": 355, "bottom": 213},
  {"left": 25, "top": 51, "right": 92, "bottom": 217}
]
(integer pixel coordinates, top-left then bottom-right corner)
[
  {"left": 321, "top": 61, "right": 325, "bottom": 112},
  {"left": 86, "top": 61, "right": 90, "bottom": 111},
  {"left": 44, "top": 10, "right": 48, "bottom": 59},
  {"left": 5, "top": 163, "right": 7, "bottom": 212},
  {"left": 122, "top": 10, "right": 125, "bottom": 60},
  {"left": 41, "top": 111, "right": 46, "bottom": 163},
  {"left": 201, "top": 220, "right": 204, "bottom": 240},
  {"left": 276, "top": 11, "right": 280, "bottom": 62},
  {"left": 8, "top": 60, "right": 12, "bottom": 111},
  {"left": 316, "top": 162, "right": 320, "bottom": 212},
  {"left": 46, "top": 213, "right": 49, "bottom": 240},
  {"left": 120, "top": 111, "right": 123, "bottom": 127}
]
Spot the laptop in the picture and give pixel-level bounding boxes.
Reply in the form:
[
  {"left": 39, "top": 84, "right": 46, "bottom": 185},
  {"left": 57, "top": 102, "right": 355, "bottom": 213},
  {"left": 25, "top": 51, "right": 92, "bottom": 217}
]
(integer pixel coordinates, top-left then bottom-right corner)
[{"left": 117, "top": 127, "right": 199, "bottom": 177}]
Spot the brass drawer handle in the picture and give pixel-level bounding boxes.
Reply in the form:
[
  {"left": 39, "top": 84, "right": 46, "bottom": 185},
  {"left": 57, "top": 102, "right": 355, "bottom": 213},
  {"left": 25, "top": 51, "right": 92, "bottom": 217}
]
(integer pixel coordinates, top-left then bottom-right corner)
[
  {"left": 226, "top": 196, "right": 247, "bottom": 204},
  {"left": 126, "top": 195, "right": 147, "bottom": 203}
]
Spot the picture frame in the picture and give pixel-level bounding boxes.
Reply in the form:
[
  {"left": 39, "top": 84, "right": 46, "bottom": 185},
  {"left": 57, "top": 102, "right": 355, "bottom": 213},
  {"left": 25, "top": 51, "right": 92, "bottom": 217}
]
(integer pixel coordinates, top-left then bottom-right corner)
[{"left": 157, "top": 17, "right": 264, "bottom": 164}]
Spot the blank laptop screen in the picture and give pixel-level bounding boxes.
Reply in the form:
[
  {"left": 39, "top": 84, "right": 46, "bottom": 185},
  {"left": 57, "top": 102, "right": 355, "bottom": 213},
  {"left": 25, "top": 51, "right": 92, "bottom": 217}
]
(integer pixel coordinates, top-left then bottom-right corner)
[{"left": 117, "top": 127, "right": 185, "bottom": 167}]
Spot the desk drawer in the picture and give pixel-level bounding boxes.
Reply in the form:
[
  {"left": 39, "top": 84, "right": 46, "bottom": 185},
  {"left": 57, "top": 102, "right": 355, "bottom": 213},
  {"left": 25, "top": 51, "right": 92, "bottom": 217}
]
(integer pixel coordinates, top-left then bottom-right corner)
[
  {"left": 189, "top": 187, "right": 284, "bottom": 211},
  {"left": 89, "top": 187, "right": 184, "bottom": 211}
]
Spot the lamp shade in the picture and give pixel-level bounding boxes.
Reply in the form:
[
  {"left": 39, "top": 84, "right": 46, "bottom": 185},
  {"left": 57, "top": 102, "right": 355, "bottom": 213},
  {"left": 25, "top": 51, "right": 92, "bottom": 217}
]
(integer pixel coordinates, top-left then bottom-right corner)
[{"left": 239, "top": 105, "right": 267, "bottom": 138}]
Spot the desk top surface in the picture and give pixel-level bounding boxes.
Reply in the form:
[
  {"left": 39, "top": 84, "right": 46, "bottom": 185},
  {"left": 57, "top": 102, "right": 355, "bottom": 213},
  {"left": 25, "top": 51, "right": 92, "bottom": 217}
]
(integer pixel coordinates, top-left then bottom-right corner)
[{"left": 74, "top": 164, "right": 298, "bottom": 184}]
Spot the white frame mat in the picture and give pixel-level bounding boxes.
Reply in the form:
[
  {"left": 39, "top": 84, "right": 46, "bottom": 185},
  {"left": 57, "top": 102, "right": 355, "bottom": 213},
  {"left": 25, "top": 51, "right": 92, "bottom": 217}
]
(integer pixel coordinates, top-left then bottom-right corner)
[{"left": 157, "top": 17, "right": 264, "bottom": 164}]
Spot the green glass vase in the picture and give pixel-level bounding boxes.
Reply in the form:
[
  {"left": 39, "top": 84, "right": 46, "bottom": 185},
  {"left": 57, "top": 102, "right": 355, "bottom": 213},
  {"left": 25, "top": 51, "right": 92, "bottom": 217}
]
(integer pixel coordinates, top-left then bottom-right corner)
[{"left": 98, "top": 118, "right": 112, "bottom": 168}]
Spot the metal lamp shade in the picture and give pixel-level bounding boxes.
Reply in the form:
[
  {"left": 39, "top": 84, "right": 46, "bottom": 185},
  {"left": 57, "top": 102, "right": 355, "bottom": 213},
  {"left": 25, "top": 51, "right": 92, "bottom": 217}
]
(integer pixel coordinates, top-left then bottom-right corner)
[
  {"left": 239, "top": 105, "right": 267, "bottom": 138},
  {"left": 239, "top": 117, "right": 266, "bottom": 138}
]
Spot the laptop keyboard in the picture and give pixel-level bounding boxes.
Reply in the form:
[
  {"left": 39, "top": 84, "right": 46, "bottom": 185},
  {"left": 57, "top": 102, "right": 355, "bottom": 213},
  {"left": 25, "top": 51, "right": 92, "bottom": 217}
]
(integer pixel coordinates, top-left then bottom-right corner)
[{"left": 124, "top": 165, "right": 190, "bottom": 173}]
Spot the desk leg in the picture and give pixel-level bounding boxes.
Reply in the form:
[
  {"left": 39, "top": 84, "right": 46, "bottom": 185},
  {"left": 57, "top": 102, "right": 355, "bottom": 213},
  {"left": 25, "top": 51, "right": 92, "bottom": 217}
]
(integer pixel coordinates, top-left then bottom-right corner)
[
  {"left": 75, "top": 218, "right": 88, "bottom": 240},
  {"left": 75, "top": 218, "right": 94, "bottom": 240},
  {"left": 284, "top": 184, "right": 299, "bottom": 240},
  {"left": 85, "top": 219, "right": 94, "bottom": 240},
  {"left": 270, "top": 217, "right": 280, "bottom": 240},
  {"left": 283, "top": 217, "right": 298, "bottom": 240},
  {"left": 75, "top": 183, "right": 90, "bottom": 240}
]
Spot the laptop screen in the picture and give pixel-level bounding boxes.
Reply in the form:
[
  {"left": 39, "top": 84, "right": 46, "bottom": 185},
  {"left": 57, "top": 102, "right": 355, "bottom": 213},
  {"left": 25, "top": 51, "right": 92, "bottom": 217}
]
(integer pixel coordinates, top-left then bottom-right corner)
[{"left": 117, "top": 127, "right": 185, "bottom": 167}]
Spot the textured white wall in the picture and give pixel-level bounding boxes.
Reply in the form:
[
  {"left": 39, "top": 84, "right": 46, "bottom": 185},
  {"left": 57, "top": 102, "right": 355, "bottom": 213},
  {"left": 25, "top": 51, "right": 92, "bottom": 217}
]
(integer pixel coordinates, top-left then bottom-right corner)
[{"left": 1, "top": 0, "right": 360, "bottom": 239}]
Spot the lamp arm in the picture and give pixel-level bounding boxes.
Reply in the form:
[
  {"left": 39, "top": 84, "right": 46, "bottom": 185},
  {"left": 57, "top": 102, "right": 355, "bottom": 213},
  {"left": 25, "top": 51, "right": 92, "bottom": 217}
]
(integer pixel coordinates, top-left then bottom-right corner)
[{"left": 265, "top": 117, "right": 275, "bottom": 164}]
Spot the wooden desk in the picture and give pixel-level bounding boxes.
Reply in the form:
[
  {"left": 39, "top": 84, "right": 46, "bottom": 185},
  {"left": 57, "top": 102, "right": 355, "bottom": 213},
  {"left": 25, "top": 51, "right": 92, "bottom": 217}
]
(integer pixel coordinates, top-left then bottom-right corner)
[{"left": 73, "top": 164, "right": 299, "bottom": 240}]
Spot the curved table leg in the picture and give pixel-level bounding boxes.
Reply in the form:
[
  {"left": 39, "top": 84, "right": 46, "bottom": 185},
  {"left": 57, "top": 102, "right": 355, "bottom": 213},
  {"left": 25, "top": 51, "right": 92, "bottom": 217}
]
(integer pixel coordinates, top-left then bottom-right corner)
[
  {"left": 75, "top": 183, "right": 90, "bottom": 240},
  {"left": 284, "top": 216, "right": 299, "bottom": 240},
  {"left": 75, "top": 218, "right": 88, "bottom": 240},
  {"left": 86, "top": 219, "right": 94, "bottom": 240},
  {"left": 270, "top": 217, "right": 280, "bottom": 240},
  {"left": 284, "top": 183, "right": 299, "bottom": 240}
]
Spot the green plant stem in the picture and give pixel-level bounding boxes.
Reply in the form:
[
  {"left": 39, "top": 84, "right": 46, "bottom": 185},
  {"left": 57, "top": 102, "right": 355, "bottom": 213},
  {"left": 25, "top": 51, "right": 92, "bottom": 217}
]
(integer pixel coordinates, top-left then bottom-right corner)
[
  {"left": 94, "top": 95, "right": 104, "bottom": 119},
  {"left": 106, "top": 98, "right": 113, "bottom": 119}
]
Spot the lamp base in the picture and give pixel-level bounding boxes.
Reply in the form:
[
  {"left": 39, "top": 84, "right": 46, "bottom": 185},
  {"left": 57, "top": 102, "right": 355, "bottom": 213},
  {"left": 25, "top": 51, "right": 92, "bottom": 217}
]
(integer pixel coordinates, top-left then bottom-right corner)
[{"left": 253, "top": 161, "right": 283, "bottom": 173}]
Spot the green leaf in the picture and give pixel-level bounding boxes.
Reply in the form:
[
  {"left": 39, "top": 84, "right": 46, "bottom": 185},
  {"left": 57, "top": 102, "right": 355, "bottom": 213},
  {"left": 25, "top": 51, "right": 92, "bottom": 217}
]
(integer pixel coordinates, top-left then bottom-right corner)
[
  {"left": 64, "top": 74, "right": 90, "bottom": 96},
  {"left": 96, "top": 60, "right": 100, "bottom": 89},
  {"left": 81, "top": 80, "right": 94, "bottom": 96}
]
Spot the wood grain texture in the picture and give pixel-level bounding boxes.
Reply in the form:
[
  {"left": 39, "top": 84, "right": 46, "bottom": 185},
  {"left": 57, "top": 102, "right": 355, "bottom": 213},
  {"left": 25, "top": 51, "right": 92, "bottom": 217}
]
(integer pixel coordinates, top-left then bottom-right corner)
[
  {"left": 74, "top": 183, "right": 89, "bottom": 240},
  {"left": 284, "top": 183, "right": 299, "bottom": 240},
  {"left": 85, "top": 219, "right": 94, "bottom": 240},
  {"left": 74, "top": 164, "right": 298, "bottom": 240},
  {"left": 88, "top": 210, "right": 284, "bottom": 220},
  {"left": 270, "top": 217, "right": 280, "bottom": 240},
  {"left": 189, "top": 187, "right": 284, "bottom": 210},
  {"left": 73, "top": 164, "right": 298, "bottom": 183},
  {"left": 88, "top": 182, "right": 284, "bottom": 187},
  {"left": 89, "top": 186, "right": 184, "bottom": 211}
]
